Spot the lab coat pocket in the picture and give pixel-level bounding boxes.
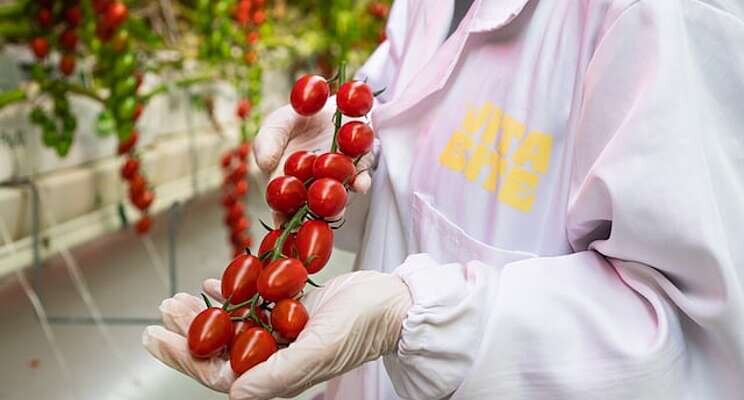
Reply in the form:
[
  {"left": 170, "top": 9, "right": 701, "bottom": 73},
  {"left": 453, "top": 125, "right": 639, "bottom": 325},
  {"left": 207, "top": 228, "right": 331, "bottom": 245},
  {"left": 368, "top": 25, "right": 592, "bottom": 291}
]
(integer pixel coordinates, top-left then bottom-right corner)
[{"left": 411, "top": 192, "right": 537, "bottom": 267}]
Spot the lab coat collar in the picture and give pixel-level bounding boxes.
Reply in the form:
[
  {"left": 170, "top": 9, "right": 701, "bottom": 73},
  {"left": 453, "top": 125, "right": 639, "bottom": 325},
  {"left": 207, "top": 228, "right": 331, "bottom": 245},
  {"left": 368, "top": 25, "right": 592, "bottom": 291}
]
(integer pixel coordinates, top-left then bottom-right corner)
[
  {"left": 373, "top": 0, "right": 531, "bottom": 127},
  {"left": 470, "top": 0, "right": 531, "bottom": 32}
]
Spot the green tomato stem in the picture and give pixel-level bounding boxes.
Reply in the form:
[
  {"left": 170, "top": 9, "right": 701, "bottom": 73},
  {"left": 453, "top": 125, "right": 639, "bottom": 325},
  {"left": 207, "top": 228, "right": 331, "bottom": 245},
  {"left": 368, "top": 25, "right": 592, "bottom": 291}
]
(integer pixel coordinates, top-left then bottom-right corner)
[
  {"left": 270, "top": 204, "right": 309, "bottom": 262},
  {"left": 330, "top": 61, "right": 346, "bottom": 153}
]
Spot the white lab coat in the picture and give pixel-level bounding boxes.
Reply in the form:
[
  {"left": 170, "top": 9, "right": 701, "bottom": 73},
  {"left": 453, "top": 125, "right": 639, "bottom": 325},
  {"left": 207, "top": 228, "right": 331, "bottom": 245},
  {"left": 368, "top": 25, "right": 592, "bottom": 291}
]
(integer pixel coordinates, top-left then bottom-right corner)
[{"left": 327, "top": 0, "right": 744, "bottom": 399}]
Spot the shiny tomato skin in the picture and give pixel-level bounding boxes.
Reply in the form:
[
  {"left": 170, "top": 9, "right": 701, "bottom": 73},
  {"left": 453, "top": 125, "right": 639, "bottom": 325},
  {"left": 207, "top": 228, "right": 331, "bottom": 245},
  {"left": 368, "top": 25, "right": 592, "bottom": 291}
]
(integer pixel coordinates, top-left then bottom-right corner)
[
  {"left": 103, "top": 1, "right": 128, "bottom": 27},
  {"left": 227, "top": 202, "right": 244, "bottom": 224},
  {"left": 336, "top": 81, "right": 374, "bottom": 117},
  {"left": 290, "top": 75, "right": 330, "bottom": 116},
  {"left": 221, "top": 253, "right": 263, "bottom": 304},
  {"left": 307, "top": 178, "right": 347, "bottom": 218},
  {"left": 132, "top": 190, "right": 154, "bottom": 210},
  {"left": 30, "top": 37, "right": 49, "bottom": 59},
  {"left": 230, "top": 327, "right": 276, "bottom": 375},
  {"left": 265, "top": 176, "right": 307, "bottom": 216},
  {"left": 117, "top": 130, "right": 138, "bottom": 155},
  {"left": 312, "top": 153, "right": 355, "bottom": 183},
  {"left": 258, "top": 230, "right": 296, "bottom": 258},
  {"left": 296, "top": 220, "right": 333, "bottom": 274},
  {"left": 121, "top": 158, "right": 139, "bottom": 179},
  {"left": 271, "top": 299, "right": 309, "bottom": 340},
  {"left": 283, "top": 151, "right": 317, "bottom": 182},
  {"left": 257, "top": 258, "right": 308, "bottom": 302},
  {"left": 337, "top": 121, "right": 374, "bottom": 158},
  {"left": 188, "top": 307, "right": 234, "bottom": 358}
]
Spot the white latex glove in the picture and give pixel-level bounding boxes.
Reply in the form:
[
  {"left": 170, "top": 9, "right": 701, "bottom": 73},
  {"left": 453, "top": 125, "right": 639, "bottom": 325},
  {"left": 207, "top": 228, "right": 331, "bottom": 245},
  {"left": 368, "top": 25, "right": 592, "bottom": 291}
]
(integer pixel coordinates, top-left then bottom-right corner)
[
  {"left": 253, "top": 98, "right": 375, "bottom": 194},
  {"left": 143, "top": 271, "right": 412, "bottom": 400}
]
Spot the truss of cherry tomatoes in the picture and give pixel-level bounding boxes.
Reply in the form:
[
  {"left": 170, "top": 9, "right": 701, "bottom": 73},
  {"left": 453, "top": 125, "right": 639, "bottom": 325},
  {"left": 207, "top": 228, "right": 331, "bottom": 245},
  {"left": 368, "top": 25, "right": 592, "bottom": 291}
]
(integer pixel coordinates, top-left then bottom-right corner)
[{"left": 188, "top": 65, "right": 378, "bottom": 374}]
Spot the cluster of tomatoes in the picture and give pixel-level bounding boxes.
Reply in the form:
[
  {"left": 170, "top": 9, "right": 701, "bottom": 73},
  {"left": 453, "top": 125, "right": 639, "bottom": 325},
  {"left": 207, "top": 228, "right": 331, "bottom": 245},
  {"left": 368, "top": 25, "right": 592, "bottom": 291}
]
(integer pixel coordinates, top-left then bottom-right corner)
[
  {"left": 233, "top": 0, "right": 266, "bottom": 66},
  {"left": 187, "top": 70, "right": 377, "bottom": 374},
  {"left": 118, "top": 134, "right": 155, "bottom": 235},
  {"left": 27, "top": 0, "right": 84, "bottom": 157},
  {"left": 28, "top": 0, "right": 81, "bottom": 76},
  {"left": 221, "top": 143, "right": 253, "bottom": 257},
  {"left": 367, "top": 2, "right": 390, "bottom": 43}
]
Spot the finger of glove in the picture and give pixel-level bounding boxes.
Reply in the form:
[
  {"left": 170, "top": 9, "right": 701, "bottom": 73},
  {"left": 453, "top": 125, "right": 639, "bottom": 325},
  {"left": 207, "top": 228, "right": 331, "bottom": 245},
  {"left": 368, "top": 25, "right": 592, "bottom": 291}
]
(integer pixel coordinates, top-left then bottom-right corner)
[
  {"left": 254, "top": 103, "right": 333, "bottom": 174},
  {"left": 253, "top": 106, "right": 296, "bottom": 173},
  {"left": 143, "top": 326, "right": 236, "bottom": 393},
  {"left": 202, "top": 279, "right": 225, "bottom": 303},
  {"left": 350, "top": 151, "right": 375, "bottom": 194},
  {"left": 159, "top": 293, "right": 205, "bottom": 335},
  {"left": 229, "top": 333, "right": 331, "bottom": 400}
]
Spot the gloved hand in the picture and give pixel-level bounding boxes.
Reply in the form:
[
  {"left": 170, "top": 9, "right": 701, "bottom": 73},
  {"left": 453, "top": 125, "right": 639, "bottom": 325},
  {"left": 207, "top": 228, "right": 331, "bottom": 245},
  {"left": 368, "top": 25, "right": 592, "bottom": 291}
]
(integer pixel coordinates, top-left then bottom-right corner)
[
  {"left": 253, "top": 98, "right": 375, "bottom": 194},
  {"left": 143, "top": 271, "right": 412, "bottom": 400}
]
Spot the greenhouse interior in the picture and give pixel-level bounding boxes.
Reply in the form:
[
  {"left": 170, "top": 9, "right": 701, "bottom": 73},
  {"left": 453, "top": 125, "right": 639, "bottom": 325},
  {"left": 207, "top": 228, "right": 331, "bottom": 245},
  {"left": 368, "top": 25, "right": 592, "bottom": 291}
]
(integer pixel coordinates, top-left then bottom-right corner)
[{"left": 2, "top": 1, "right": 744, "bottom": 400}]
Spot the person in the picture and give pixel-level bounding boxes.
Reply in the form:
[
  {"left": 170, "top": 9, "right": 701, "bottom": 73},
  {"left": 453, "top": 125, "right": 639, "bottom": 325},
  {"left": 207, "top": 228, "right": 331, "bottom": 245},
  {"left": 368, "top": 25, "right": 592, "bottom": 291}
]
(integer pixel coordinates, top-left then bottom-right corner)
[{"left": 143, "top": 0, "right": 744, "bottom": 399}]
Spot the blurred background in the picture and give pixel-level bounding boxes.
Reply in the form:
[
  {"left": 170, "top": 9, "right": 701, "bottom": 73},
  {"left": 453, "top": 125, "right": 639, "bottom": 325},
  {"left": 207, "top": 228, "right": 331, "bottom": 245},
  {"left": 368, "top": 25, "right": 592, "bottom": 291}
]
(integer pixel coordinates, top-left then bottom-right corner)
[{"left": 0, "top": 1, "right": 390, "bottom": 399}]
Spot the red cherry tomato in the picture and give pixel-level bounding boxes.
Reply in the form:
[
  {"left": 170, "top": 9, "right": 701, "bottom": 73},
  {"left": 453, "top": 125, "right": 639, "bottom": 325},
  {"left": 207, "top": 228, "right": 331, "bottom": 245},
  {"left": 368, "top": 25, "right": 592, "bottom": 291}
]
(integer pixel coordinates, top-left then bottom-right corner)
[
  {"left": 235, "top": 143, "right": 251, "bottom": 160},
  {"left": 133, "top": 190, "right": 154, "bottom": 210},
  {"left": 128, "top": 174, "right": 147, "bottom": 197},
  {"left": 283, "top": 151, "right": 317, "bottom": 182},
  {"left": 221, "top": 253, "right": 263, "bottom": 304},
  {"left": 336, "top": 81, "right": 374, "bottom": 117},
  {"left": 230, "top": 327, "right": 276, "bottom": 374},
  {"left": 230, "top": 304, "right": 269, "bottom": 339},
  {"left": 265, "top": 176, "right": 307, "bottom": 216},
  {"left": 121, "top": 158, "right": 139, "bottom": 179},
  {"left": 230, "top": 231, "right": 250, "bottom": 248},
  {"left": 258, "top": 229, "right": 296, "bottom": 258},
  {"left": 135, "top": 215, "right": 152, "bottom": 235},
  {"left": 236, "top": 99, "right": 251, "bottom": 119},
  {"left": 232, "top": 179, "right": 249, "bottom": 197},
  {"left": 296, "top": 220, "right": 333, "bottom": 274},
  {"left": 231, "top": 216, "right": 250, "bottom": 233},
  {"left": 290, "top": 75, "right": 330, "bottom": 116},
  {"left": 245, "top": 31, "right": 259, "bottom": 45},
  {"left": 312, "top": 153, "right": 355, "bottom": 183},
  {"left": 257, "top": 258, "right": 308, "bottom": 302},
  {"left": 59, "top": 29, "right": 78, "bottom": 51},
  {"left": 96, "top": 23, "right": 115, "bottom": 42},
  {"left": 230, "top": 162, "right": 248, "bottom": 183},
  {"left": 226, "top": 202, "right": 245, "bottom": 224},
  {"left": 65, "top": 6, "right": 83, "bottom": 27},
  {"left": 117, "top": 130, "right": 138, "bottom": 155},
  {"left": 222, "top": 192, "right": 237, "bottom": 207},
  {"left": 252, "top": 10, "right": 266, "bottom": 25},
  {"left": 271, "top": 299, "right": 309, "bottom": 340},
  {"left": 221, "top": 152, "right": 233, "bottom": 169},
  {"left": 37, "top": 8, "right": 53, "bottom": 28},
  {"left": 30, "top": 37, "right": 49, "bottom": 59},
  {"left": 188, "top": 307, "right": 234, "bottom": 358},
  {"left": 337, "top": 121, "right": 374, "bottom": 158},
  {"left": 59, "top": 54, "right": 76, "bottom": 76},
  {"left": 103, "top": 1, "right": 128, "bottom": 28},
  {"left": 92, "top": 0, "right": 111, "bottom": 14},
  {"left": 307, "top": 178, "right": 347, "bottom": 218}
]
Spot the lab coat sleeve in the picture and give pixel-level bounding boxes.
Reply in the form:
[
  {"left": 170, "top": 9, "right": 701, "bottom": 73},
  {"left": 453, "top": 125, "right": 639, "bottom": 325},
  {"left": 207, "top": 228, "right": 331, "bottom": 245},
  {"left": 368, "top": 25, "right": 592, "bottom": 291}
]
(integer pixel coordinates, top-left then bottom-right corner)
[{"left": 384, "top": 2, "right": 744, "bottom": 399}]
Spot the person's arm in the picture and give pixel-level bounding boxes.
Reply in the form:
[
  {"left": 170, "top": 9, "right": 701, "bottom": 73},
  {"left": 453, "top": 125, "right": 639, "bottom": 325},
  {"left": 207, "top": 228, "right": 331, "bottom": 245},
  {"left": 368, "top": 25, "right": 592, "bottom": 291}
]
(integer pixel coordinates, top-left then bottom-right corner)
[{"left": 385, "top": 2, "right": 744, "bottom": 397}]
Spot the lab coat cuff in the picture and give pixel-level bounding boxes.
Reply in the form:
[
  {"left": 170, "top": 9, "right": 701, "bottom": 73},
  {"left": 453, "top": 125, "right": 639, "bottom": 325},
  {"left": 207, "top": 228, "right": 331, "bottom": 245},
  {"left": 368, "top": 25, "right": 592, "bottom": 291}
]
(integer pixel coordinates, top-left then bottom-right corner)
[{"left": 383, "top": 254, "right": 487, "bottom": 400}]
